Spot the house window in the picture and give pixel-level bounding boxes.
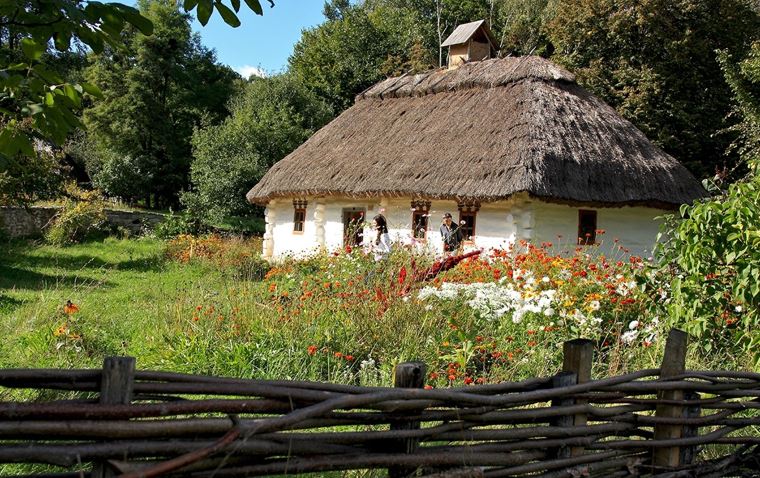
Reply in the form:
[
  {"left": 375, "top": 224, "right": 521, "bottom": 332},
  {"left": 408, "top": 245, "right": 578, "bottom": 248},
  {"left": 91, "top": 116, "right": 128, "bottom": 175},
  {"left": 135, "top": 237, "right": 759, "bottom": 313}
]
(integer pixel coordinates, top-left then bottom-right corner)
[
  {"left": 458, "top": 201, "right": 480, "bottom": 241},
  {"left": 293, "top": 200, "right": 307, "bottom": 233},
  {"left": 578, "top": 209, "right": 597, "bottom": 245},
  {"left": 411, "top": 200, "right": 431, "bottom": 239}
]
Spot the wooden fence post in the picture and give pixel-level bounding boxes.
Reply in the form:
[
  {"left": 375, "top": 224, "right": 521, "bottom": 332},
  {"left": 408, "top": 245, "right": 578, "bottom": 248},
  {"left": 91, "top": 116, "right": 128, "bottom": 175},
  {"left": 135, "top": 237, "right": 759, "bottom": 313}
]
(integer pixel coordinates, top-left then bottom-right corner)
[
  {"left": 561, "top": 338, "right": 594, "bottom": 457},
  {"left": 653, "top": 329, "right": 688, "bottom": 469},
  {"left": 680, "top": 391, "right": 701, "bottom": 465},
  {"left": 389, "top": 361, "right": 426, "bottom": 478},
  {"left": 92, "top": 356, "right": 136, "bottom": 478},
  {"left": 549, "top": 371, "right": 577, "bottom": 459}
]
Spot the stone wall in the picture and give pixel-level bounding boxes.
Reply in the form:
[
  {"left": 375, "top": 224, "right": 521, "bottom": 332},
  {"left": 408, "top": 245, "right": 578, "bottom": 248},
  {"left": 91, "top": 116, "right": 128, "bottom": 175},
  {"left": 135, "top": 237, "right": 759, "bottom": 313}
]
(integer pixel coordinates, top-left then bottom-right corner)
[
  {"left": 0, "top": 207, "right": 58, "bottom": 239},
  {"left": 0, "top": 207, "right": 165, "bottom": 239}
]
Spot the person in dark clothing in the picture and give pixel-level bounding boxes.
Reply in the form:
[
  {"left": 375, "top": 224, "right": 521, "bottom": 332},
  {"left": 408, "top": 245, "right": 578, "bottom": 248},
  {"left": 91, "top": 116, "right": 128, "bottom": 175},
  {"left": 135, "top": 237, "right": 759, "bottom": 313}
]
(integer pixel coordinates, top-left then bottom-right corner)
[{"left": 440, "top": 212, "right": 463, "bottom": 252}]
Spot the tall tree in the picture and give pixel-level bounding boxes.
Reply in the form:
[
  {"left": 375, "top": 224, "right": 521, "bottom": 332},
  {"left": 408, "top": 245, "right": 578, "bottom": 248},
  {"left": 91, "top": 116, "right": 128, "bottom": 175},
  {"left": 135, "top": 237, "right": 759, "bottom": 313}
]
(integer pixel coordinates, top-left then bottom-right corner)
[
  {"left": 82, "top": 0, "right": 238, "bottom": 208},
  {"left": 187, "top": 74, "right": 332, "bottom": 220},
  {"left": 1, "top": 0, "right": 269, "bottom": 207},
  {"left": 289, "top": 1, "right": 423, "bottom": 113},
  {"left": 546, "top": 0, "right": 760, "bottom": 177}
]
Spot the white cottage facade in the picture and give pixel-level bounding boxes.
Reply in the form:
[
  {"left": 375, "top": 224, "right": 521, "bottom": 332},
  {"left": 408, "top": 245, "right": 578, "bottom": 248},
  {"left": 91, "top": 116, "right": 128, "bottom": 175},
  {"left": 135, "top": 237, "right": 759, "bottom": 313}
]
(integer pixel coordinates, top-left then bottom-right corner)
[{"left": 262, "top": 194, "right": 664, "bottom": 259}]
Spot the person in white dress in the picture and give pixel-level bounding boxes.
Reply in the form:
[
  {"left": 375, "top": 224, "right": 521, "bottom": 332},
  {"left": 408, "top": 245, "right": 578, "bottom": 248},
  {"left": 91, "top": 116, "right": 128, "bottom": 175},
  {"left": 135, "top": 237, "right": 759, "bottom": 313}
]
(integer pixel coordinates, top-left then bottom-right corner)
[{"left": 370, "top": 214, "right": 391, "bottom": 261}]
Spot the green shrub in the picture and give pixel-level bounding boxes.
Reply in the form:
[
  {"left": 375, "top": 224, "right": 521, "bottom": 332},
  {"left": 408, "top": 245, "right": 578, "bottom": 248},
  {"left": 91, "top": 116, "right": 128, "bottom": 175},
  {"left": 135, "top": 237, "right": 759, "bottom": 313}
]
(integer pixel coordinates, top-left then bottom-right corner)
[
  {"left": 45, "top": 189, "right": 110, "bottom": 246},
  {"left": 153, "top": 211, "right": 205, "bottom": 239}
]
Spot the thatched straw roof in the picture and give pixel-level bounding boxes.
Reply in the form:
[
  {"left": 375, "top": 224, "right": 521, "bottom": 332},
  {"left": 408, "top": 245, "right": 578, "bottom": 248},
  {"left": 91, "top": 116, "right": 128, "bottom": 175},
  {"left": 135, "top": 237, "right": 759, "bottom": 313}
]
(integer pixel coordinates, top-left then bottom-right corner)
[{"left": 247, "top": 56, "right": 706, "bottom": 208}]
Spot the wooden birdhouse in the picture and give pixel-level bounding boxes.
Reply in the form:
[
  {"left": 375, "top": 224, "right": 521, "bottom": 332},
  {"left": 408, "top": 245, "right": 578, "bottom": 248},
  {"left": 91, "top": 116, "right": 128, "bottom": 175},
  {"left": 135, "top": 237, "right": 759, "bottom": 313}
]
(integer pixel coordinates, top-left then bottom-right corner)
[{"left": 442, "top": 20, "right": 498, "bottom": 69}]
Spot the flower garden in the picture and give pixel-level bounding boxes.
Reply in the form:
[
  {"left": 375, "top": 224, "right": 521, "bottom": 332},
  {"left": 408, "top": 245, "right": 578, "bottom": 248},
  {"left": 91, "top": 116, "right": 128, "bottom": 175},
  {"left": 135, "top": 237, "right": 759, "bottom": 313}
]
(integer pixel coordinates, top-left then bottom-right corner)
[{"left": 0, "top": 230, "right": 751, "bottom": 395}]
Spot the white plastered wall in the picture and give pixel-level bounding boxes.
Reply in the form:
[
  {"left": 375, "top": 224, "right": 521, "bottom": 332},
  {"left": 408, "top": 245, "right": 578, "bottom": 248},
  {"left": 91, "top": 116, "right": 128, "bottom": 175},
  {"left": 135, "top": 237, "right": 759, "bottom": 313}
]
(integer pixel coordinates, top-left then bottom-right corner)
[
  {"left": 531, "top": 201, "right": 663, "bottom": 258},
  {"left": 262, "top": 195, "right": 663, "bottom": 260}
]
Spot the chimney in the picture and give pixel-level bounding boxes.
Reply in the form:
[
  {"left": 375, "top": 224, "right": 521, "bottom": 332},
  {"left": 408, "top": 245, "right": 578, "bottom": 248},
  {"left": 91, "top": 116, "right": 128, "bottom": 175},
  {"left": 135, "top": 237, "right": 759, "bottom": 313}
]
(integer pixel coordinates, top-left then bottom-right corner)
[{"left": 441, "top": 20, "right": 498, "bottom": 69}]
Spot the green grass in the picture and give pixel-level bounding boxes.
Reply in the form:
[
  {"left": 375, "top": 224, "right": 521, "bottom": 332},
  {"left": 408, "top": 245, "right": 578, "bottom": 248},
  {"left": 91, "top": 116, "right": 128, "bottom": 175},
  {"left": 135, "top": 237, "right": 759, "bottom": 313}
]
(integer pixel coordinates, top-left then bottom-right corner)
[{"left": 0, "top": 237, "right": 225, "bottom": 370}]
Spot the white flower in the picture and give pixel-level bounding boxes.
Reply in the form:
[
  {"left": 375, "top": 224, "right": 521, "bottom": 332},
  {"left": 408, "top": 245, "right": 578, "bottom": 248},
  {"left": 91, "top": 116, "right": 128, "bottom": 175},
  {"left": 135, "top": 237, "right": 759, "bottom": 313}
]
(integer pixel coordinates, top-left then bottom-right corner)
[
  {"left": 621, "top": 330, "right": 639, "bottom": 344},
  {"left": 543, "top": 307, "right": 555, "bottom": 317},
  {"left": 360, "top": 358, "right": 376, "bottom": 369},
  {"left": 629, "top": 320, "right": 640, "bottom": 330},
  {"left": 735, "top": 305, "right": 743, "bottom": 313},
  {"left": 541, "top": 276, "right": 550, "bottom": 283},
  {"left": 589, "top": 300, "right": 600, "bottom": 311}
]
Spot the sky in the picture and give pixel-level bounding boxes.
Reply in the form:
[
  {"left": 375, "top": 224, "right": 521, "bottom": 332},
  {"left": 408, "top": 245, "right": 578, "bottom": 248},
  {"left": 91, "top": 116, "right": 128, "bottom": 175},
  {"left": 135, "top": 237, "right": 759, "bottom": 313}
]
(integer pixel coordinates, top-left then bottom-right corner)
[{"left": 190, "top": 1, "right": 327, "bottom": 78}]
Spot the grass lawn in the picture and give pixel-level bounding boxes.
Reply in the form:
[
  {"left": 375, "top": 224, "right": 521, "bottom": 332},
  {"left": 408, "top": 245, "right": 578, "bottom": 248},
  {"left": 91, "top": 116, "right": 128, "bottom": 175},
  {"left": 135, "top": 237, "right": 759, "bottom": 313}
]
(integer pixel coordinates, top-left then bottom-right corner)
[{"left": 0, "top": 237, "right": 229, "bottom": 370}]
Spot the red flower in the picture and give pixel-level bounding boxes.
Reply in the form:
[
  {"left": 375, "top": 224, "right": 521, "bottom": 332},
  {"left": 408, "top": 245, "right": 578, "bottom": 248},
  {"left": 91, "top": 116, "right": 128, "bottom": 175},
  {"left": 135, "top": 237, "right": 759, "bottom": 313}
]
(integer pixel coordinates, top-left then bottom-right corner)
[
  {"left": 463, "top": 377, "right": 474, "bottom": 385},
  {"left": 307, "top": 345, "right": 318, "bottom": 356},
  {"left": 334, "top": 352, "right": 343, "bottom": 358},
  {"left": 344, "top": 355, "right": 354, "bottom": 361},
  {"left": 63, "top": 301, "right": 79, "bottom": 315},
  {"left": 398, "top": 266, "right": 408, "bottom": 285},
  {"left": 424, "top": 385, "right": 433, "bottom": 390}
]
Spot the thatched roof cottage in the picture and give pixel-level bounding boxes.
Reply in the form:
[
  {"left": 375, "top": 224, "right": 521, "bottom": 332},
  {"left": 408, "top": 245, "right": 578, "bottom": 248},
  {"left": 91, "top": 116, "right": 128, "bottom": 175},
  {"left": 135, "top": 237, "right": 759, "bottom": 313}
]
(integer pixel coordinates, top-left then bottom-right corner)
[{"left": 247, "top": 22, "right": 705, "bottom": 260}]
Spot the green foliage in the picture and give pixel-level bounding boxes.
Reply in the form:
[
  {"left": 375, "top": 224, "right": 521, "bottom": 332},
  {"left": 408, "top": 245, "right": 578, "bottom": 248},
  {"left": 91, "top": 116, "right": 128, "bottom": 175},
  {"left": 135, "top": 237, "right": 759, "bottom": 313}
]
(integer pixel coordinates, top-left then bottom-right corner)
[
  {"left": 0, "top": 0, "right": 151, "bottom": 151},
  {"left": 80, "top": 0, "right": 239, "bottom": 208},
  {"left": 0, "top": 146, "right": 63, "bottom": 206},
  {"left": 289, "top": 3, "right": 411, "bottom": 112},
  {"left": 183, "top": 0, "right": 273, "bottom": 27},
  {"left": 153, "top": 211, "right": 206, "bottom": 239},
  {"left": 186, "top": 74, "right": 332, "bottom": 220},
  {"left": 650, "top": 41, "right": 760, "bottom": 364},
  {"left": 0, "top": 0, "right": 152, "bottom": 205},
  {"left": 45, "top": 188, "right": 110, "bottom": 246},
  {"left": 546, "top": 0, "right": 760, "bottom": 177}
]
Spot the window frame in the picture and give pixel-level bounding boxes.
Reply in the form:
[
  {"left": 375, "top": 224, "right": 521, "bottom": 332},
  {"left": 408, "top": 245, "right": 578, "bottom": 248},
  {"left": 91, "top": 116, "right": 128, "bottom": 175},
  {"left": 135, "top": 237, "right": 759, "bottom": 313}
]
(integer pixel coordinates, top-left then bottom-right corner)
[
  {"left": 292, "top": 200, "right": 307, "bottom": 234},
  {"left": 577, "top": 209, "right": 597, "bottom": 245},
  {"left": 411, "top": 200, "right": 431, "bottom": 240},
  {"left": 457, "top": 201, "right": 480, "bottom": 242}
]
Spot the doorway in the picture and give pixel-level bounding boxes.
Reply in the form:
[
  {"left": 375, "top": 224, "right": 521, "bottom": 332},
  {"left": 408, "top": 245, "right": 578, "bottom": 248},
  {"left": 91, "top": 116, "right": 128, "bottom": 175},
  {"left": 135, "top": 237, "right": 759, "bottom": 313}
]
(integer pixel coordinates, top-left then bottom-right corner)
[{"left": 342, "top": 208, "right": 366, "bottom": 247}]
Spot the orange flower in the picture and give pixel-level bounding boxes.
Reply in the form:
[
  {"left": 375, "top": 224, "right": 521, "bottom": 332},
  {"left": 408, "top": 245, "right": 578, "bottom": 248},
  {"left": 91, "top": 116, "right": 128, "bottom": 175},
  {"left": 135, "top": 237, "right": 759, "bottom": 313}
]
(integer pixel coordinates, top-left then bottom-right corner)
[
  {"left": 63, "top": 301, "right": 79, "bottom": 315},
  {"left": 307, "top": 345, "right": 318, "bottom": 355},
  {"left": 344, "top": 355, "right": 354, "bottom": 361}
]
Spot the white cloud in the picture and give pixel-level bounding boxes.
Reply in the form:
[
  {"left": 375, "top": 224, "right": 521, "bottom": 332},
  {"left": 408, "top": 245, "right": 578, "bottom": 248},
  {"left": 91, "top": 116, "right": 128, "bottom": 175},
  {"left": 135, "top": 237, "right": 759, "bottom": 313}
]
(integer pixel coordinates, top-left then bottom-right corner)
[{"left": 234, "top": 65, "right": 267, "bottom": 79}]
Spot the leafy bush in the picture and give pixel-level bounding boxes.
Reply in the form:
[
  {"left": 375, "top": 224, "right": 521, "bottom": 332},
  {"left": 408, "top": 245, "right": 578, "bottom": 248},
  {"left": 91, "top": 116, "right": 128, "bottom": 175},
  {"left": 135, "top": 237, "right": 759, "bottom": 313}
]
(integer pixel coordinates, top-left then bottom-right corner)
[
  {"left": 648, "top": 42, "right": 760, "bottom": 364},
  {"left": 153, "top": 211, "right": 205, "bottom": 239},
  {"left": 45, "top": 188, "right": 110, "bottom": 245}
]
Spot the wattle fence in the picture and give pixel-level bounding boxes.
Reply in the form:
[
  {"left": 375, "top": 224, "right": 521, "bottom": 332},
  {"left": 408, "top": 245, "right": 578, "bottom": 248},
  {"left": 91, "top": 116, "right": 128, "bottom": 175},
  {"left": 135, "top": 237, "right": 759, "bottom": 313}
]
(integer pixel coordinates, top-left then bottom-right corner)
[{"left": 0, "top": 329, "right": 758, "bottom": 478}]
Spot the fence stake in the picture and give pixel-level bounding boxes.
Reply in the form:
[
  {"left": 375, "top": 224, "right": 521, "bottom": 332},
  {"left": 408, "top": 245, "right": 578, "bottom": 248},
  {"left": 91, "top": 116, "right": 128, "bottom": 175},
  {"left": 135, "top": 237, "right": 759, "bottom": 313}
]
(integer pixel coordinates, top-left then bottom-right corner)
[
  {"left": 680, "top": 391, "right": 701, "bottom": 465},
  {"left": 389, "top": 361, "right": 426, "bottom": 478},
  {"left": 549, "top": 371, "right": 577, "bottom": 459},
  {"left": 92, "top": 356, "right": 136, "bottom": 478},
  {"left": 562, "top": 338, "right": 593, "bottom": 457},
  {"left": 653, "top": 329, "right": 688, "bottom": 469}
]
